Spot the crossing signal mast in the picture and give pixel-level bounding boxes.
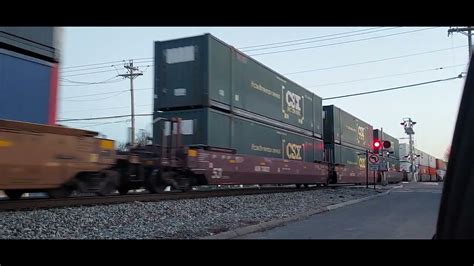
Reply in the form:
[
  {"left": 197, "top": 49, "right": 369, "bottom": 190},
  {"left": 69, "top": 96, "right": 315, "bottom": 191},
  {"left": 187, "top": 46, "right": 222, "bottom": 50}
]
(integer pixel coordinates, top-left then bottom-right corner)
[
  {"left": 373, "top": 130, "right": 392, "bottom": 185},
  {"left": 401, "top": 118, "right": 417, "bottom": 182}
]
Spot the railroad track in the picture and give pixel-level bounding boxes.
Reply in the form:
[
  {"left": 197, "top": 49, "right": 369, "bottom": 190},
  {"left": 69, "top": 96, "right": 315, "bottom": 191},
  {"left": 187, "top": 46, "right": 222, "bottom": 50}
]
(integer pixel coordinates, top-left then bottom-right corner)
[{"left": 0, "top": 186, "right": 326, "bottom": 212}]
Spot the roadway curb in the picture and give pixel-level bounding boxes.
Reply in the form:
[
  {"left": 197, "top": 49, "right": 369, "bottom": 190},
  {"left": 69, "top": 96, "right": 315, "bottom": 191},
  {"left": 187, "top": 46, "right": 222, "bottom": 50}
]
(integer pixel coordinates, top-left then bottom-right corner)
[{"left": 200, "top": 187, "right": 396, "bottom": 239}]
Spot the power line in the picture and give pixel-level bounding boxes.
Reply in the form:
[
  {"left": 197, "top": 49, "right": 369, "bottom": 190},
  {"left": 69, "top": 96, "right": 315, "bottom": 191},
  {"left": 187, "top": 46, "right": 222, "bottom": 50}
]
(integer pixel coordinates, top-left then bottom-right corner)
[
  {"left": 322, "top": 74, "right": 464, "bottom": 101},
  {"left": 249, "top": 27, "right": 439, "bottom": 57},
  {"left": 60, "top": 60, "right": 154, "bottom": 74},
  {"left": 60, "top": 104, "right": 152, "bottom": 114},
  {"left": 61, "top": 64, "right": 153, "bottom": 78},
  {"left": 60, "top": 88, "right": 152, "bottom": 101},
  {"left": 61, "top": 60, "right": 126, "bottom": 70},
  {"left": 58, "top": 29, "right": 392, "bottom": 71},
  {"left": 238, "top": 27, "right": 382, "bottom": 49},
  {"left": 308, "top": 63, "right": 467, "bottom": 88},
  {"left": 59, "top": 27, "right": 434, "bottom": 78},
  {"left": 58, "top": 29, "right": 395, "bottom": 73},
  {"left": 60, "top": 76, "right": 124, "bottom": 86},
  {"left": 59, "top": 76, "right": 464, "bottom": 121},
  {"left": 61, "top": 57, "right": 153, "bottom": 70},
  {"left": 60, "top": 79, "right": 125, "bottom": 87},
  {"left": 59, "top": 76, "right": 464, "bottom": 120},
  {"left": 63, "top": 44, "right": 464, "bottom": 80},
  {"left": 62, "top": 76, "right": 119, "bottom": 84},
  {"left": 284, "top": 45, "right": 467, "bottom": 75},
  {"left": 61, "top": 69, "right": 120, "bottom": 77},
  {"left": 61, "top": 89, "right": 129, "bottom": 99},
  {"left": 79, "top": 120, "right": 131, "bottom": 128},
  {"left": 60, "top": 64, "right": 121, "bottom": 74},
  {"left": 63, "top": 91, "right": 129, "bottom": 102},
  {"left": 58, "top": 113, "right": 153, "bottom": 122},
  {"left": 241, "top": 27, "right": 399, "bottom": 52}
]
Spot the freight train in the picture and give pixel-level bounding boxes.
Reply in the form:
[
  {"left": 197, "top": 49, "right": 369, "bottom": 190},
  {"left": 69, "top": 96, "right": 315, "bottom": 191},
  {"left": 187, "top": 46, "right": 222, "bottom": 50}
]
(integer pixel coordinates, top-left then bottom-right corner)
[{"left": 0, "top": 33, "right": 447, "bottom": 200}]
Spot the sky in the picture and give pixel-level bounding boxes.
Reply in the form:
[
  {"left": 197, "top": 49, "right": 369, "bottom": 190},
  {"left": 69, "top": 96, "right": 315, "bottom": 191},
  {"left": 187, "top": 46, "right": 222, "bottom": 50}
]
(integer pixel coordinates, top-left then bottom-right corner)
[{"left": 58, "top": 27, "right": 471, "bottom": 159}]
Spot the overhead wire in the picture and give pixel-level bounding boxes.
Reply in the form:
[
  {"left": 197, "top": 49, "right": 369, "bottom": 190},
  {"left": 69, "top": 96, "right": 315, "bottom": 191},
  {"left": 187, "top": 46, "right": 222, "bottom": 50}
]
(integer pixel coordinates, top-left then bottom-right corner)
[
  {"left": 249, "top": 27, "right": 439, "bottom": 56},
  {"left": 241, "top": 27, "right": 400, "bottom": 52},
  {"left": 323, "top": 74, "right": 464, "bottom": 101}
]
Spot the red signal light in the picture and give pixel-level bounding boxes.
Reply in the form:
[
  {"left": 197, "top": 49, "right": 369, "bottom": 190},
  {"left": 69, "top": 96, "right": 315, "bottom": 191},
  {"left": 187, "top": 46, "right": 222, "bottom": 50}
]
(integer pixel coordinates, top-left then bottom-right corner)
[
  {"left": 383, "top": 140, "right": 391, "bottom": 149},
  {"left": 373, "top": 139, "right": 381, "bottom": 153}
]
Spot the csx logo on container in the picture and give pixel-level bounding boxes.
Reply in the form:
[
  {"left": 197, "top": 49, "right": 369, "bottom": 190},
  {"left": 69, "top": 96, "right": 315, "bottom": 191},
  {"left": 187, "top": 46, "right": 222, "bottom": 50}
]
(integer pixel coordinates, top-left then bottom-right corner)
[
  {"left": 357, "top": 126, "right": 366, "bottom": 145},
  {"left": 285, "top": 91, "right": 302, "bottom": 116},
  {"left": 286, "top": 142, "right": 303, "bottom": 160},
  {"left": 359, "top": 157, "right": 366, "bottom": 169}
]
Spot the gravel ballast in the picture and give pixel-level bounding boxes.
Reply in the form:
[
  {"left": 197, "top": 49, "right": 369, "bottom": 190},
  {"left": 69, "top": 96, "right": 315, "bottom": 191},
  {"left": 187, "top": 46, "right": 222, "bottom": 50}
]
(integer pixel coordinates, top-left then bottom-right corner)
[{"left": 0, "top": 187, "right": 385, "bottom": 239}]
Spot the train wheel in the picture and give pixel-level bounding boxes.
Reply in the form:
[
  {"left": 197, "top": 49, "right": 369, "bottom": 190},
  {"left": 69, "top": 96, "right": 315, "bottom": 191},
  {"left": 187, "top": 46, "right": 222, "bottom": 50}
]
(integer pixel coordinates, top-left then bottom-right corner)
[
  {"left": 98, "top": 170, "right": 119, "bottom": 196},
  {"left": 48, "top": 186, "right": 73, "bottom": 199},
  {"left": 146, "top": 170, "right": 167, "bottom": 194},
  {"left": 178, "top": 178, "right": 192, "bottom": 192},
  {"left": 5, "top": 190, "right": 23, "bottom": 200},
  {"left": 118, "top": 187, "right": 130, "bottom": 195}
]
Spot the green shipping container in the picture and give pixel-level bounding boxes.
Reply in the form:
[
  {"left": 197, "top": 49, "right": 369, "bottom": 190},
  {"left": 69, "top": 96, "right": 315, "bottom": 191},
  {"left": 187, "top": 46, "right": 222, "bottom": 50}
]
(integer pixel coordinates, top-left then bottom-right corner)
[
  {"left": 153, "top": 108, "right": 324, "bottom": 163},
  {"left": 373, "top": 129, "right": 400, "bottom": 159},
  {"left": 326, "top": 143, "right": 366, "bottom": 168},
  {"left": 154, "top": 34, "right": 323, "bottom": 137},
  {"left": 323, "top": 105, "right": 373, "bottom": 150}
]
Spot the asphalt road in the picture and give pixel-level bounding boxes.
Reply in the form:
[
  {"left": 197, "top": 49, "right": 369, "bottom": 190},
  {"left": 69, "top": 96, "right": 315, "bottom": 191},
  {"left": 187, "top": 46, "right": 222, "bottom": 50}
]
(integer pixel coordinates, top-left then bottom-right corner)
[{"left": 240, "top": 182, "right": 443, "bottom": 239}]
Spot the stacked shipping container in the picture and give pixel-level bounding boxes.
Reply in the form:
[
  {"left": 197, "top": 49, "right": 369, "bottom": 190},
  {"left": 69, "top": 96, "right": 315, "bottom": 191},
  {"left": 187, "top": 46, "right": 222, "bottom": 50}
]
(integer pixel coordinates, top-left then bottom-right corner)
[
  {"left": 0, "top": 27, "right": 61, "bottom": 125},
  {"left": 152, "top": 33, "right": 443, "bottom": 185},
  {"left": 323, "top": 105, "right": 373, "bottom": 184},
  {"left": 153, "top": 34, "right": 325, "bottom": 164}
]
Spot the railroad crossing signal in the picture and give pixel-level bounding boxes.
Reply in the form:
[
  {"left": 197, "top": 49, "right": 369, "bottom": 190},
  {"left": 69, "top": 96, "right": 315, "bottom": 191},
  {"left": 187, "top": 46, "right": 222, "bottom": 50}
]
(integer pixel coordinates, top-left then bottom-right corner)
[
  {"left": 373, "top": 140, "right": 381, "bottom": 153},
  {"left": 373, "top": 139, "right": 391, "bottom": 155}
]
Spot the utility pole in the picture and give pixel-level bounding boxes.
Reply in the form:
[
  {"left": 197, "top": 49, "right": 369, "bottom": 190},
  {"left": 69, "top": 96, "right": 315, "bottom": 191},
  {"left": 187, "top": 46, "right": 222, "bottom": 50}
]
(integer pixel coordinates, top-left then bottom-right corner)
[
  {"left": 118, "top": 60, "right": 143, "bottom": 145},
  {"left": 448, "top": 26, "right": 473, "bottom": 60},
  {"left": 401, "top": 118, "right": 417, "bottom": 182}
]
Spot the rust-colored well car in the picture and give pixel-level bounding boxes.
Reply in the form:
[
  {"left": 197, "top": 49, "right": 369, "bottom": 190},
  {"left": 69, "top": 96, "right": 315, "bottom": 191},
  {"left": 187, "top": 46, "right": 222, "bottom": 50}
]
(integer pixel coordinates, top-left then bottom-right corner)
[{"left": 0, "top": 119, "right": 116, "bottom": 199}]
